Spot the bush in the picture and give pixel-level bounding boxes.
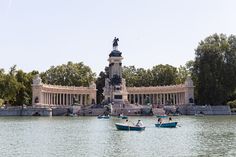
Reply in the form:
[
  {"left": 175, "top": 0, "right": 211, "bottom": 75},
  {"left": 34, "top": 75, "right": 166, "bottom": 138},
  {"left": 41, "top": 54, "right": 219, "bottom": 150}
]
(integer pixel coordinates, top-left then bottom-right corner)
[{"left": 227, "top": 100, "right": 236, "bottom": 108}]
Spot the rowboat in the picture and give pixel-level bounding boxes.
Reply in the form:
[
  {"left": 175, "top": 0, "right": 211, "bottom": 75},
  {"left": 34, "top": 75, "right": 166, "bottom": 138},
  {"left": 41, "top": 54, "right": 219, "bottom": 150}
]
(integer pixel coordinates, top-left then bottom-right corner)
[
  {"left": 97, "top": 115, "right": 110, "bottom": 119},
  {"left": 118, "top": 115, "right": 128, "bottom": 119},
  {"left": 156, "top": 115, "right": 168, "bottom": 118},
  {"left": 155, "top": 122, "right": 177, "bottom": 128},
  {"left": 115, "top": 123, "right": 145, "bottom": 131}
]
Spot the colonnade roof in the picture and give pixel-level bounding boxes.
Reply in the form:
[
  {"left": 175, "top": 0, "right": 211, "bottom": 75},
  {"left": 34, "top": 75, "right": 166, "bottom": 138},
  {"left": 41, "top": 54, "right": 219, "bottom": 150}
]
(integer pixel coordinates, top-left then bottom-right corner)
[
  {"left": 127, "top": 84, "right": 186, "bottom": 93},
  {"left": 38, "top": 84, "right": 97, "bottom": 93}
]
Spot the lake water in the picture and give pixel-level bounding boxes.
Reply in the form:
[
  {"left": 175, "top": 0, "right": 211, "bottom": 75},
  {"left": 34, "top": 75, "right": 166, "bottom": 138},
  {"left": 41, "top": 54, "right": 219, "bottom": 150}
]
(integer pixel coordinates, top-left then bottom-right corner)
[{"left": 0, "top": 116, "right": 236, "bottom": 157}]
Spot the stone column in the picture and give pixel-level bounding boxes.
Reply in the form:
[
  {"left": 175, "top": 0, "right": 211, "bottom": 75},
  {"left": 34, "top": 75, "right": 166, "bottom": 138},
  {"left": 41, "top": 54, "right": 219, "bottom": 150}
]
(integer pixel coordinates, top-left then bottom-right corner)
[
  {"left": 44, "top": 93, "right": 46, "bottom": 104},
  {"left": 137, "top": 94, "right": 139, "bottom": 104},
  {"left": 49, "top": 93, "right": 51, "bottom": 105},
  {"left": 85, "top": 94, "right": 87, "bottom": 105},
  {"left": 173, "top": 93, "right": 175, "bottom": 105},
  {"left": 42, "top": 93, "right": 45, "bottom": 104},
  {"left": 163, "top": 94, "right": 165, "bottom": 105},
  {"left": 177, "top": 93, "right": 179, "bottom": 105},
  {"left": 47, "top": 93, "right": 49, "bottom": 105},
  {"left": 46, "top": 93, "right": 48, "bottom": 104},
  {"left": 152, "top": 94, "right": 154, "bottom": 104},
  {"left": 70, "top": 94, "right": 73, "bottom": 105},
  {"left": 80, "top": 94, "right": 83, "bottom": 105},
  {"left": 141, "top": 94, "right": 143, "bottom": 105},
  {"left": 60, "top": 93, "right": 62, "bottom": 105},
  {"left": 180, "top": 93, "right": 183, "bottom": 105}
]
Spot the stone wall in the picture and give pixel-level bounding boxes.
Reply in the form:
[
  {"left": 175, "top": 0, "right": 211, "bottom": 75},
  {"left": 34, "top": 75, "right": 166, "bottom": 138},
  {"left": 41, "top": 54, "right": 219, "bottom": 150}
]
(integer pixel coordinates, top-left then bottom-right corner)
[
  {"left": 0, "top": 107, "right": 52, "bottom": 116},
  {"left": 185, "top": 105, "right": 231, "bottom": 115},
  {"left": 52, "top": 107, "right": 70, "bottom": 116},
  {"left": 78, "top": 108, "right": 106, "bottom": 116}
]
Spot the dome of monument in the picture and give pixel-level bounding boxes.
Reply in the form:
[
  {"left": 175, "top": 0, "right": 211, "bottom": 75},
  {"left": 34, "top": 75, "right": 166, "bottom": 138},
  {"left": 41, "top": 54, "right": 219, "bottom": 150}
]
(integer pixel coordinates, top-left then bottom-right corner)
[{"left": 109, "top": 50, "right": 122, "bottom": 57}]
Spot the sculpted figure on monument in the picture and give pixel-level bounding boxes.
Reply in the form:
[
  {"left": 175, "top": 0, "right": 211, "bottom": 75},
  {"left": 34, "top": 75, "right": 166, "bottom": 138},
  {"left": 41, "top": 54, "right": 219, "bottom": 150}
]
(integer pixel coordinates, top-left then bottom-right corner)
[{"left": 113, "top": 37, "right": 119, "bottom": 47}]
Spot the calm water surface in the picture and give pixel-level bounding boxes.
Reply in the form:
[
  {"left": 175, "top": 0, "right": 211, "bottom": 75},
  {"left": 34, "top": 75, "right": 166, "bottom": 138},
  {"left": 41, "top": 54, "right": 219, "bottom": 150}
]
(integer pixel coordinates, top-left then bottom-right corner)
[{"left": 0, "top": 116, "right": 236, "bottom": 157}]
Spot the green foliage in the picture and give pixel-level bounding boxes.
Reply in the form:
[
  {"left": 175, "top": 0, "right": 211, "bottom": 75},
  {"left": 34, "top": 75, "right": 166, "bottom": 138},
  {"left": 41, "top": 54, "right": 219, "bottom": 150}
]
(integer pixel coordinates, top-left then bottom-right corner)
[
  {"left": 151, "top": 64, "right": 177, "bottom": 86},
  {"left": 227, "top": 100, "right": 236, "bottom": 108},
  {"left": 122, "top": 64, "right": 180, "bottom": 87},
  {"left": 0, "top": 65, "right": 39, "bottom": 105},
  {"left": 192, "top": 33, "right": 236, "bottom": 105},
  {"left": 41, "top": 61, "right": 96, "bottom": 87},
  {"left": 176, "top": 65, "right": 189, "bottom": 84},
  {"left": 96, "top": 70, "right": 108, "bottom": 104}
]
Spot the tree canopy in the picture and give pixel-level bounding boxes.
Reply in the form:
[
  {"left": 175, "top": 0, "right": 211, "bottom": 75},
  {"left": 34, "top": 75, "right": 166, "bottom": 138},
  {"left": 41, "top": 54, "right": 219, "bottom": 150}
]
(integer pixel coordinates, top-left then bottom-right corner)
[
  {"left": 192, "top": 33, "right": 236, "bottom": 105},
  {"left": 40, "top": 61, "right": 96, "bottom": 87},
  {"left": 122, "top": 64, "right": 186, "bottom": 87},
  {"left": 0, "top": 65, "right": 38, "bottom": 105}
]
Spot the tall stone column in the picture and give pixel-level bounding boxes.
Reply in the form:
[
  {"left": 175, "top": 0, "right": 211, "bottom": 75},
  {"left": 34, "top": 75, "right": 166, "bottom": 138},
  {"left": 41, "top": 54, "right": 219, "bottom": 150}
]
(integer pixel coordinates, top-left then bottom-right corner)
[
  {"left": 66, "top": 94, "right": 69, "bottom": 105},
  {"left": 137, "top": 94, "right": 140, "bottom": 104},
  {"left": 46, "top": 93, "right": 48, "bottom": 104},
  {"left": 59, "top": 93, "right": 61, "bottom": 105},
  {"left": 141, "top": 94, "right": 144, "bottom": 105},
  {"left": 80, "top": 94, "right": 83, "bottom": 105},
  {"left": 177, "top": 93, "right": 179, "bottom": 105},
  {"left": 48, "top": 93, "right": 51, "bottom": 105},
  {"left": 173, "top": 93, "right": 176, "bottom": 105}
]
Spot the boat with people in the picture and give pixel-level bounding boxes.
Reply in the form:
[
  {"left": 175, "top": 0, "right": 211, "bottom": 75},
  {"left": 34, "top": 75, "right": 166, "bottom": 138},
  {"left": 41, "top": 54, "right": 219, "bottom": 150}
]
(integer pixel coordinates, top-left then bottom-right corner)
[
  {"left": 156, "top": 114, "right": 168, "bottom": 118},
  {"left": 115, "top": 123, "right": 145, "bottom": 131},
  {"left": 97, "top": 115, "right": 110, "bottom": 119},
  {"left": 118, "top": 113, "right": 128, "bottom": 119},
  {"left": 155, "top": 122, "right": 178, "bottom": 128}
]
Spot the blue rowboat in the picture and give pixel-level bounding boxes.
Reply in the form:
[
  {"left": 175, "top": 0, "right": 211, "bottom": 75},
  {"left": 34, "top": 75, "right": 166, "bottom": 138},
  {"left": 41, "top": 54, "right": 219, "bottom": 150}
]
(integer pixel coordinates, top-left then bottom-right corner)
[
  {"left": 156, "top": 115, "right": 168, "bottom": 118},
  {"left": 155, "top": 122, "right": 177, "bottom": 128},
  {"left": 97, "top": 115, "right": 110, "bottom": 119},
  {"left": 118, "top": 115, "right": 128, "bottom": 119},
  {"left": 115, "top": 123, "right": 145, "bottom": 131},
  {"left": 121, "top": 116, "right": 128, "bottom": 119}
]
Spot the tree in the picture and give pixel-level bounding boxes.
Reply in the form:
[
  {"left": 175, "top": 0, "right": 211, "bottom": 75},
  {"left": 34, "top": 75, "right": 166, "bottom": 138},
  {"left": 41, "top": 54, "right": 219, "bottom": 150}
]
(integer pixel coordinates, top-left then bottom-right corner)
[
  {"left": 14, "top": 70, "right": 39, "bottom": 105},
  {"left": 176, "top": 65, "right": 189, "bottom": 84},
  {"left": 193, "top": 33, "right": 236, "bottom": 105},
  {"left": 96, "top": 70, "right": 108, "bottom": 104},
  {"left": 41, "top": 62, "right": 96, "bottom": 87},
  {"left": 122, "top": 66, "right": 138, "bottom": 87},
  {"left": 151, "top": 64, "right": 178, "bottom": 86}
]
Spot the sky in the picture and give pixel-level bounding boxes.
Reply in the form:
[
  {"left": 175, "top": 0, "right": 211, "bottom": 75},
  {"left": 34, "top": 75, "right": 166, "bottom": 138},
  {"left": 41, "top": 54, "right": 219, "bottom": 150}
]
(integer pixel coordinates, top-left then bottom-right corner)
[{"left": 0, "top": 0, "right": 236, "bottom": 76}]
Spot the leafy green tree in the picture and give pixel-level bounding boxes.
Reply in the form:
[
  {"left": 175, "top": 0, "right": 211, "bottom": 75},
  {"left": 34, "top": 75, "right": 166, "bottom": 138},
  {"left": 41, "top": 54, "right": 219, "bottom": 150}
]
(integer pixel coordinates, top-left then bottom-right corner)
[
  {"left": 1, "top": 68, "right": 20, "bottom": 104},
  {"left": 193, "top": 33, "right": 236, "bottom": 105},
  {"left": 14, "top": 70, "right": 38, "bottom": 105},
  {"left": 176, "top": 65, "right": 189, "bottom": 84},
  {"left": 151, "top": 64, "right": 178, "bottom": 86},
  {"left": 122, "top": 66, "right": 138, "bottom": 87},
  {"left": 135, "top": 68, "right": 148, "bottom": 86},
  {"left": 41, "top": 62, "right": 96, "bottom": 87},
  {"left": 96, "top": 70, "right": 108, "bottom": 104}
]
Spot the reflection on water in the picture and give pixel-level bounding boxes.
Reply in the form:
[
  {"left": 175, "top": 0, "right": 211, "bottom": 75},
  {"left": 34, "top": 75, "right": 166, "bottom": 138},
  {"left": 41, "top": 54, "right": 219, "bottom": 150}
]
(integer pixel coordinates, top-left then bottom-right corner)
[{"left": 0, "top": 116, "right": 236, "bottom": 157}]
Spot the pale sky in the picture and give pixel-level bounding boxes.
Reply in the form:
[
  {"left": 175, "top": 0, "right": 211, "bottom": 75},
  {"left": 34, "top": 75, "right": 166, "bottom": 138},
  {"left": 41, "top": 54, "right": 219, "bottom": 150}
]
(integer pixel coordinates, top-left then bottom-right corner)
[{"left": 0, "top": 0, "right": 236, "bottom": 75}]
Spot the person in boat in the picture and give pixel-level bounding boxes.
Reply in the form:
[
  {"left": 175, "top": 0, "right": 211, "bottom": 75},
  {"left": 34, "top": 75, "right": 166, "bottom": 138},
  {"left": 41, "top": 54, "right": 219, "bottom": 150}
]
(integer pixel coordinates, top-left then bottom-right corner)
[
  {"left": 136, "top": 120, "right": 143, "bottom": 127},
  {"left": 157, "top": 118, "right": 163, "bottom": 124},
  {"left": 169, "top": 117, "right": 172, "bottom": 122},
  {"left": 125, "top": 119, "right": 129, "bottom": 125}
]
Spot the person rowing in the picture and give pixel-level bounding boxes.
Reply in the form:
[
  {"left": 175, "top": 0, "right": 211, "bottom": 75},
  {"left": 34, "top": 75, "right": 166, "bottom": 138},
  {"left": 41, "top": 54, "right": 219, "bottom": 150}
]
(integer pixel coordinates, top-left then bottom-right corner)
[
  {"left": 136, "top": 120, "right": 143, "bottom": 127},
  {"left": 157, "top": 118, "right": 163, "bottom": 124}
]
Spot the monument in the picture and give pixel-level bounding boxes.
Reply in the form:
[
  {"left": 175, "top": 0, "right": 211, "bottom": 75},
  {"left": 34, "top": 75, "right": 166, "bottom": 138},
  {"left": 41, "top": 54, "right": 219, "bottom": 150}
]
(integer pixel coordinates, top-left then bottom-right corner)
[{"left": 103, "top": 37, "right": 128, "bottom": 104}]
